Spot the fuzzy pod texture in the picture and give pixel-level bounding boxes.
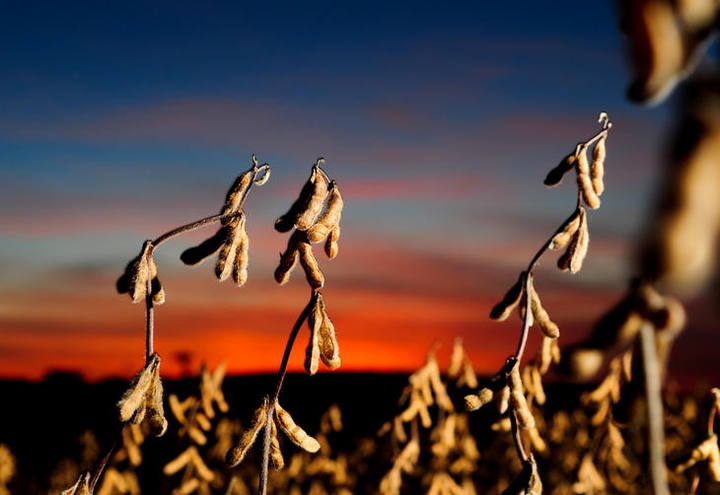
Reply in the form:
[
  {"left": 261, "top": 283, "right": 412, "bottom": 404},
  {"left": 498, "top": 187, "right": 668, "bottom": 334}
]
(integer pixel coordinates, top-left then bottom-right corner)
[
  {"left": 496, "top": 385, "right": 511, "bottom": 415},
  {"left": 147, "top": 368, "right": 167, "bottom": 437},
  {"left": 274, "top": 231, "right": 302, "bottom": 285},
  {"left": 544, "top": 153, "right": 577, "bottom": 186},
  {"left": 529, "top": 281, "right": 560, "bottom": 338},
  {"left": 215, "top": 215, "right": 245, "bottom": 282},
  {"left": 306, "top": 182, "right": 344, "bottom": 242},
  {"left": 296, "top": 167, "right": 330, "bottom": 231},
  {"left": 591, "top": 135, "right": 606, "bottom": 196},
  {"left": 270, "top": 421, "right": 285, "bottom": 470},
  {"left": 317, "top": 296, "right": 341, "bottom": 369},
  {"left": 61, "top": 472, "right": 91, "bottom": 495},
  {"left": 180, "top": 227, "right": 227, "bottom": 266},
  {"left": 232, "top": 220, "right": 249, "bottom": 287},
  {"left": 325, "top": 225, "right": 340, "bottom": 259},
  {"left": 226, "top": 399, "right": 268, "bottom": 467},
  {"left": 464, "top": 388, "right": 494, "bottom": 411},
  {"left": 220, "top": 170, "right": 254, "bottom": 222},
  {"left": 538, "top": 336, "right": 560, "bottom": 374},
  {"left": 275, "top": 166, "right": 329, "bottom": 232},
  {"left": 274, "top": 172, "right": 316, "bottom": 233},
  {"left": 298, "top": 240, "right": 325, "bottom": 288},
  {"left": 576, "top": 147, "right": 601, "bottom": 209},
  {"left": 550, "top": 208, "right": 583, "bottom": 250},
  {"left": 116, "top": 241, "right": 153, "bottom": 303},
  {"left": 118, "top": 353, "right": 161, "bottom": 423},
  {"left": 490, "top": 272, "right": 526, "bottom": 321},
  {"left": 274, "top": 401, "right": 321, "bottom": 453},
  {"left": 509, "top": 364, "right": 535, "bottom": 430},
  {"left": 557, "top": 207, "right": 589, "bottom": 273},
  {"left": 148, "top": 255, "right": 165, "bottom": 305}
]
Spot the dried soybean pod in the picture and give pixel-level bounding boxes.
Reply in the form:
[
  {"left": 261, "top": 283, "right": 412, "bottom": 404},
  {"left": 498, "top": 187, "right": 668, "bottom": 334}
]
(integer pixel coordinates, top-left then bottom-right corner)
[
  {"left": 232, "top": 220, "right": 249, "bottom": 287},
  {"left": 529, "top": 281, "right": 560, "bottom": 338},
  {"left": 275, "top": 231, "right": 302, "bottom": 285},
  {"left": 118, "top": 354, "right": 160, "bottom": 422},
  {"left": 117, "top": 241, "right": 152, "bottom": 303},
  {"left": 325, "top": 225, "right": 340, "bottom": 259},
  {"left": 591, "top": 135, "right": 606, "bottom": 196},
  {"left": 538, "top": 336, "right": 557, "bottom": 374},
  {"left": 558, "top": 208, "right": 588, "bottom": 273},
  {"left": 305, "top": 300, "right": 321, "bottom": 375},
  {"left": 497, "top": 385, "right": 510, "bottom": 414},
  {"left": 148, "top": 255, "right": 165, "bottom": 305},
  {"left": 146, "top": 367, "right": 167, "bottom": 437},
  {"left": 298, "top": 240, "right": 325, "bottom": 288},
  {"left": 180, "top": 227, "right": 227, "bottom": 265},
  {"left": 577, "top": 146, "right": 601, "bottom": 209},
  {"left": 274, "top": 173, "right": 316, "bottom": 233},
  {"left": 550, "top": 208, "right": 583, "bottom": 250},
  {"left": 296, "top": 166, "right": 330, "bottom": 231},
  {"left": 544, "top": 153, "right": 577, "bottom": 186},
  {"left": 215, "top": 215, "right": 245, "bottom": 282},
  {"left": 275, "top": 164, "right": 328, "bottom": 232},
  {"left": 509, "top": 364, "right": 535, "bottom": 430},
  {"left": 570, "top": 209, "right": 590, "bottom": 272},
  {"left": 274, "top": 401, "right": 321, "bottom": 453},
  {"left": 226, "top": 399, "right": 268, "bottom": 467},
  {"left": 220, "top": 170, "right": 254, "bottom": 222},
  {"left": 490, "top": 272, "right": 526, "bottom": 321},
  {"left": 675, "top": 434, "right": 718, "bottom": 472},
  {"left": 464, "top": 388, "right": 494, "bottom": 411},
  {"left": 270, "top": 421, "right": 284, "bottom": 470},
  {"left": 317, "top": 297, "right": 340, "bottom": 369},
  {"left": 61, "top": 472, "right": 91, "bottom": 495},
  {"left": 306, "top": 182, "right": 344, "bottom": 242}
]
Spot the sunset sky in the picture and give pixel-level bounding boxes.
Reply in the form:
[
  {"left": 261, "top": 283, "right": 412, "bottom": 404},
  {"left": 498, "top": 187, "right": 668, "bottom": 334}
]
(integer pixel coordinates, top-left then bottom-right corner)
[{"left": 1, "top": 2, "right": 717, "bottom": 384}]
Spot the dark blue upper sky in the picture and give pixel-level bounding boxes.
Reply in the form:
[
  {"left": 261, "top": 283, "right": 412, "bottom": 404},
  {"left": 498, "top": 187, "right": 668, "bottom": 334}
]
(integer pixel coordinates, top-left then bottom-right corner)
[{"left": 4, "top": 1, "right": 713, "bottom": 381}]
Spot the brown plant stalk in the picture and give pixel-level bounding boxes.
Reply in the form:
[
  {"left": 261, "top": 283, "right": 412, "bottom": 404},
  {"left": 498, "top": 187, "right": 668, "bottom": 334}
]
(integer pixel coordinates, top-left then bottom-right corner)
[
  {"left": 465, "top": 113, "right": 613, "bottom": 492},
  {"left": 77, "top": 156, "right": 272, "bottom": 494}
]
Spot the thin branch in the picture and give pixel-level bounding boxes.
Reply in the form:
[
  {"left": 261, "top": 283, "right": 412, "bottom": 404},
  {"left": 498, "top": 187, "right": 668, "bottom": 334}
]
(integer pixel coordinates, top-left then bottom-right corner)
[
  {"left": 258, "top": 402, "right": 275, "bottom": 495},
  {"left": 272, "top": 291, "right": 318, "bottom": 401}
]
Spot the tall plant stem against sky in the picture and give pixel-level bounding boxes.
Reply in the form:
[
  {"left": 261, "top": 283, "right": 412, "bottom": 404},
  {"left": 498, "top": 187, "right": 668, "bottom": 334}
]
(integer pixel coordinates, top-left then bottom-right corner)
[
  {"left": 257, "top": 290, "right": 317, "bottom": 494},
  {"left": 90, "top": 160, "right": 267, "bottom": 491}
]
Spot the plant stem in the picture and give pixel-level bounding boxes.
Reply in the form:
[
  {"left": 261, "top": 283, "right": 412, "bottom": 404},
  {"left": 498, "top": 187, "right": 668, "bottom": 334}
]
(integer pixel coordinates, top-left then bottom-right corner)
[
  {"left": 258, "top": 403, "right": 274, "bottom": 495},
  {"left": 640, "top": 322, "right": 670, "bottom": 495},
  {"left": 272, "top": 292, "right": 317, "bottom": 401},
  {"left": 145, "top": 264, "right": 155, "bottom": 359},
  {"left": 256, "top": 291, "right": 317, "bottom": 495}
]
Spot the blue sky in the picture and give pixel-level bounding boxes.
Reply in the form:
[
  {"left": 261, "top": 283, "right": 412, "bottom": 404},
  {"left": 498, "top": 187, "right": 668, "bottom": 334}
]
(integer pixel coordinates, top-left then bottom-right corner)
[{"left": 2, "top": 1, "right": 713, "bottom": 383}]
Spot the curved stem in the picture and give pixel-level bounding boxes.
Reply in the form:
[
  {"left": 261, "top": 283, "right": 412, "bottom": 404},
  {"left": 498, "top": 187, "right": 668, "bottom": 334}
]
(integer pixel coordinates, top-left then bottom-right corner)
[
  {"left": 150, "top": 213, "right": 228, "bottom": 252},
  {"left": 255, "top": 291, "right": 316, "bottom": 495},
  {"left": 272, "top": 291, "right": 318, "bottom": 401},
  {"left": 88, "top": 422, "right": 123, "bottom": 492},
  {"left": 513, "top": 275, "right": 533, "bottom": 361}
]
